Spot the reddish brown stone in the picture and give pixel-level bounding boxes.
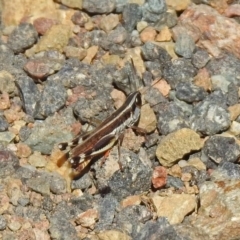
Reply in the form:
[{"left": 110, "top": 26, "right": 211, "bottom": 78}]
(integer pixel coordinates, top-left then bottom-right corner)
[
  {"left": 71, "top": 11, "right": 89, "bottom": 27},
  {"left": 33, "top": 17, "right": 58, "bottom": 35},
  {"left": 152, "top": 166, "right": 167, "bottom": 189},
  {"left": 24, "top": 59, "right": 51, "bottom": 79},
  {"left": 225, "top": 4, "right": 240, "bottom": 17}
]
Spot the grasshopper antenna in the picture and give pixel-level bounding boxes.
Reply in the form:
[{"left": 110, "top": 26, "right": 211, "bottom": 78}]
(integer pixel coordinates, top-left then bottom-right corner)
[
  {"left": 127, "top": 58, "right": 143, "bottom": 93},
  {"left": 127, "top": 57, "right": 162, "bottom": 94}
]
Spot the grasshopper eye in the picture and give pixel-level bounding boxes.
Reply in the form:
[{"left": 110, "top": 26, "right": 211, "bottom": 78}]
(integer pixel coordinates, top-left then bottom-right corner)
[{"left": 135, "top": 93, "right": 142, "bottom": 106}]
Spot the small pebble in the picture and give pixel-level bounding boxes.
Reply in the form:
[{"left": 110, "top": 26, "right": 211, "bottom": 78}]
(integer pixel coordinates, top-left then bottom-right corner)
[
  {"left": 8, "top": 221, "right": 21, "bottom": 231},
  {"left": 140, "top": 26, "right": 157, "bottom": 43},
  {"left": 178, "top": 160, "right": 188, "bottom": 168},
  {"left": 16, "top": 143, "right": 32, "bottom": 158},
  {"left": 169, "top": 164, "right": 182, "bottom": 177},
  {"left": 0, "top": 116, "right": 9, "bottom": 132},
  {"left": 28, "top": 151, "right": 47, "bottom": 167},
  {"left": 0, "top": 215, "right": 7, "bottom": 230},
  {"left": 33, "top": 17, "right": 58, "bottom": 35},
  {"left": 0, "top": 131, "right": 15, "bottom": 143},
  {"left": 155, "top": 26, "right": 172, "bottom": 42},
  {"left": 7, "top": 23, "right": 38, "bottom": 53},
  {"left": 152, "top": 166, "right": 167, "bottom": 189},
  {"left": 181, "top": 172, "right": 192, "bottom": 182},
  {"left": 175, "top": 33, "right": 195, "bottom": 58},
  {"left": 188, "top": 158, "right": 206, "bottom": 170},
  {"left": 137, "top": 21, "right": 148, "bottom": 32},
  {"left": 0, "top": 93, "right": 10, "bottom": 110},
  {"left": 99, "top": 14, "right": 119, "bottom": 33}
]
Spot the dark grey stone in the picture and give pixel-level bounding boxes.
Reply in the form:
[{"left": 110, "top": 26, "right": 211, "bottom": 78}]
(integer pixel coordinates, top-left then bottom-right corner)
[
  {"left": 18, "top": 126, "right": 32, "bottom": 142},
  {"left": 112, "top": 61, "right": 142, "bottom": 95},
  {"left": 0, "top": 116, "right": 9, "bottom": 132},
  {"left": 218, "top": 162, "right": 240, "bottom": 179},
  {"left": 144, "top": 132, "right": 160, "bottom": 148},
  {"left": 16, "top": 75, "right": 40, "bottom": 117},
  {"left": 163, "top": 58, "right": 198, "bottom": 89},
  {"left": 141, "top": 5, "right": 162, "bottom": 23},
  {"left": 17, "top": 197, "right": 30, "bottom": 207},
  {"left": 42, "top": 196, "right": 54, "bottom": 211},
  {"left": 147, "top": 0, "right": 167, "bottom": 14},
  {"left": 95, "top": 194, "right": 119, "bottom": 230},
  {"left": 227, "top": 82, "right": 239, "bottom": 106},
  {"left": 35, "top": 80, "right": 67, "bottom": 119},
  {"left": 129, "top": 30, "right": 142, "bottom": 47},
  {"left": 71, "top": 173, "right": 93, "bottom": 190},
  {"left": 135, "top": 217, "right": 184, "bottom": 240},
  {"left": 145, "top": 61, "right": 162, "bottom": 79},
  {"left": 122, "top": 4, "right": 142, "bottom": 32},
  {"left": 115, "top": 0, "right": 127, "bottom": 12},
  {"left": 192, "top": 48, "right": 210, "bottom": 68},
  {"left": 202, "top": 136, "right": 240, "bottom": 164},
  {"left": 91, "top": 30, "right": 107, "bottom": 47},
  {"left": 7, "top": 23, "right": 38, "bottom": 53},
  {"left": 115, "top": 205, "right": 152, "bottom": 237},
  {"left": 175, "top": 82, "right": 207, "bottom": 103},
  {"left": 90, "top": 63, "right": 117, "bottom": 87},
  {"left": 108, "top": 25, "right": 128, "bottom": 44},
  {"left": 25, "top": 170, "right": 67, "bottom": 196},
  {"left": 0, "top": 44, "right": 27, "bottom": 80},
  {"left": 49, "top": 201, "right": 79, "bottom": 240},
  {"left": 82, "top": 0, "right": 116, "bottom": 13},
  {"left": 109, "top": 43, "right": 126, "bottom": 55},
  {"left": 74, "top": 90, "right": 114, "bottom": 123},
  {"left": 107, "top": 149, "right": 152, "bottom": 201},
  {"left": 49, "top": 173, "right": 67, "bottom": 194},
  {"left": 141, "top": 42, "right": 171, "bottom": 63},
  {"left": 146, "top": 145, "right": 158, "bottom": 160},
  {"left": 175, "top": 33, "right": 195, "bottom": 58},
  {"left": 26, "top": 175, "right": 50, "bottom": 195},
  {"left": 15, "top": 206, "right": 45, "bottom": 222},
  {"left": 0, "top": 215, "right": 7, "bottom": 230},
  {"left": 157, "top": 102, "right": 189, "bottom": 135},
  {"left": 15, "top": 165, "right": 35, "bottom": 181},
  {"left": 144, "top": 87, "right": 167, "bottom": 107},
  {"left": 0, "top": 43, "right": 15, "bottom": 65},
  {"left": 190, "top": 92, "right": 231, "bottom": 135},
  {"left": 154, "top": 11, "right": 178, "bottom": 31},
  {"left": 195, "top": 170, "right": 209, "bottom": 186},
  {"left": 71, "top": 193, "right": 94, "bottom": 211},
  {"left": 166, "top": 176, "right": 184, "bottom": 189},
  {"left": 170, "top": 90, "right": 194, "bottom": 116},
  {"left": 206, "top": 53, "right": 240, "bottom": 86},
  {"left": 142, "top": 71, "right": 153, "bottom": 86},
  {"left": 48, "top": 58, "right": 90, "bottom": 88},
  {"left": 24, "top": 112, "right": 74, "bottom": 155},
  {"left": 0, "top": 149, "right": 19, "bottom": 178}
]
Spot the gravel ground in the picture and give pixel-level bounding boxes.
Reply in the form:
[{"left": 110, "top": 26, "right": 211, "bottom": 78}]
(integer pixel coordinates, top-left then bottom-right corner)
[{"left": 1, "top": 0, "right": 240, "bottom": 239}]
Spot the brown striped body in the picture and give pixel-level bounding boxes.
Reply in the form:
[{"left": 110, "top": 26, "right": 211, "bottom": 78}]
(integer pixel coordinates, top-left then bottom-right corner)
[{"left": 59, "top": 91, "right": 142, "bottom": 173}]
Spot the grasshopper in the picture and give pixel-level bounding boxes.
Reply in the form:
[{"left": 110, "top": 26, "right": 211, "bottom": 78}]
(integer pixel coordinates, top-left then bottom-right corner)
[{"left": 58, "top": 60, "right": 155, "bottom": 176}]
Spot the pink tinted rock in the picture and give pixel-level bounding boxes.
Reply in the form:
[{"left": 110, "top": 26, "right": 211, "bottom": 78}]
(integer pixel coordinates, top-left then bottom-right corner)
[
  {"left": 173, "top": 4, "right": 240, "bottom": 58},
  {"left": 24, "top": 60, "right": 51, "bottom": 79},
  {"left": 152, "top": 166, "right": 167, "bottom": 189},
  {"left": 225, "top": 4, "right": 240, "bottom": 17},
  {"left": 33, "top": 17, "right": 58, "bottom": 35}
]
